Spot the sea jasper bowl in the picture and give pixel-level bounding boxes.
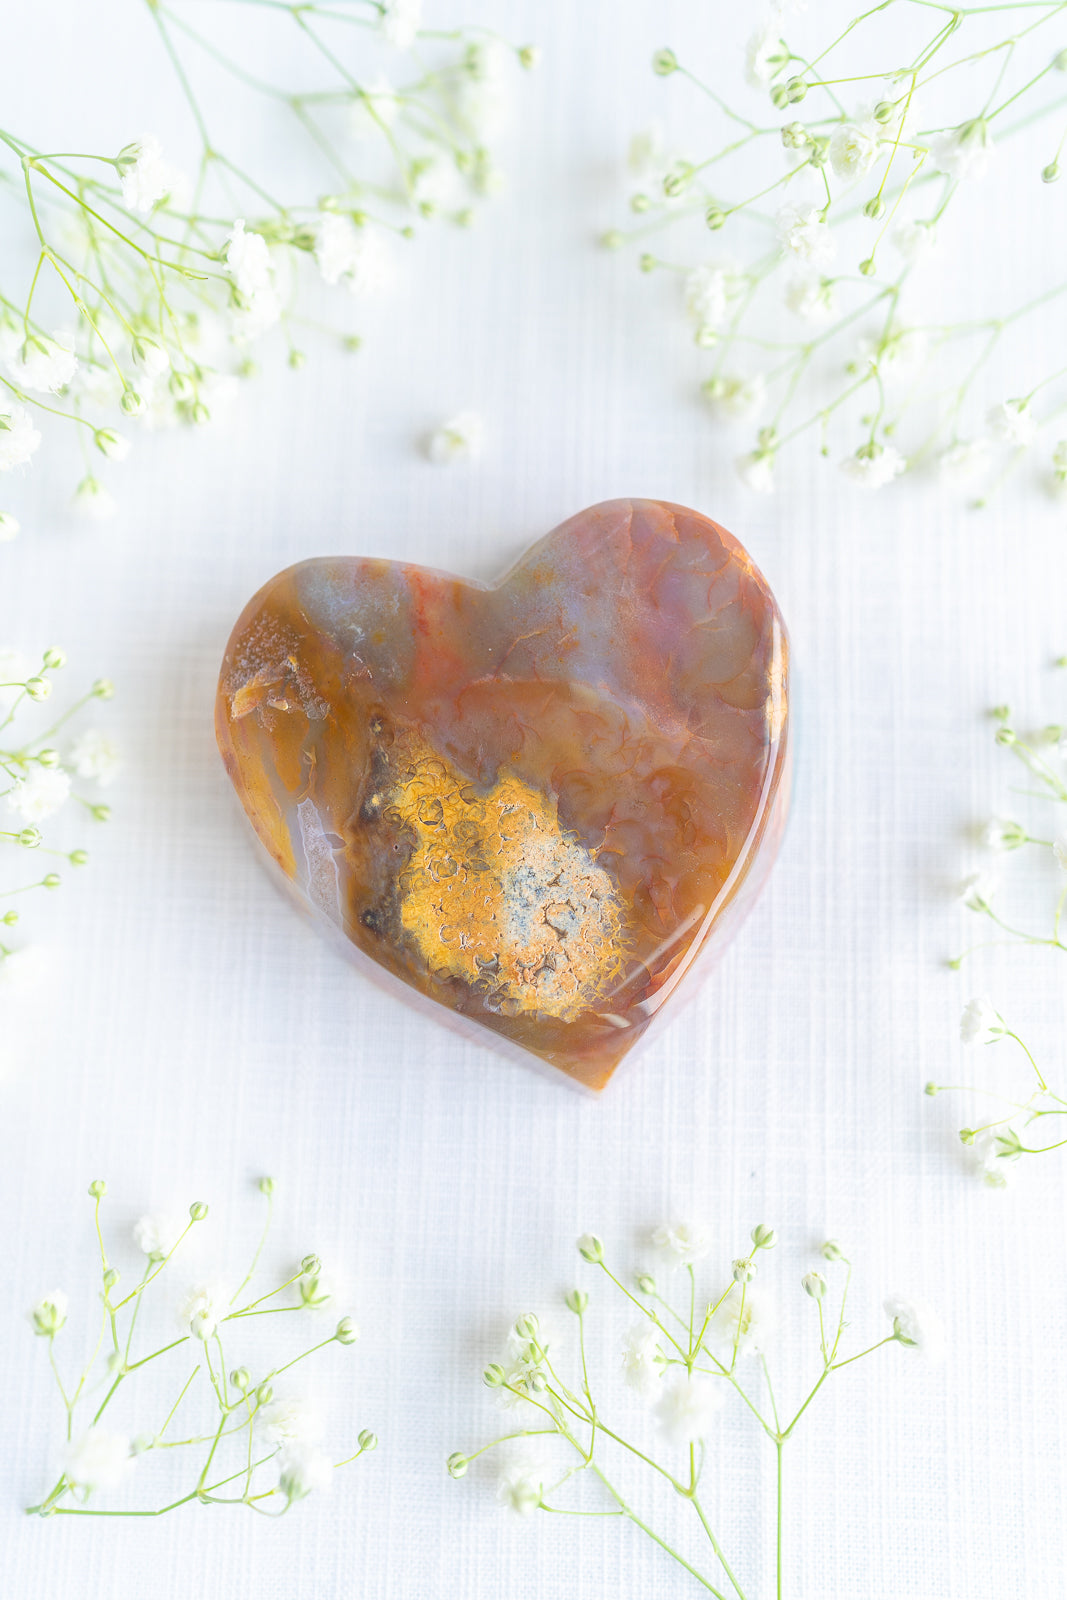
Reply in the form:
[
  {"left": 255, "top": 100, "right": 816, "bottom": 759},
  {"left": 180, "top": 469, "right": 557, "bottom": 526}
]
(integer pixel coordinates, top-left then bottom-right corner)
[{"left": 216, "top": 499, "right": 790, "bottom": 1089}]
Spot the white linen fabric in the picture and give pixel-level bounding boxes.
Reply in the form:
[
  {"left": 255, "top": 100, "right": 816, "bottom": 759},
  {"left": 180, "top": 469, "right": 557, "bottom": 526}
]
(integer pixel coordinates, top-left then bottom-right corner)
[{"left": 2, "top": 3, "right": 1066, "bottom": 1597}]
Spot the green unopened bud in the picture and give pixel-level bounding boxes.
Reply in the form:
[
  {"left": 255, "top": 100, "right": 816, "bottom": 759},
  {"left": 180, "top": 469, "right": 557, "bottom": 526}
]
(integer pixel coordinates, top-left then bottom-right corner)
[
  {"left": 231, "top": 1367, "right": 250, "bottom": 1390},
  {"left": 255, "top": 1383, "right": 273, "bottom": 1406},
  {"left": 94, "top": 428, "right": 130, "bottom": 462},
  {"left": 2, "top": 910, "right": 18, "bottom": 925},
  {"left": 518, "top": 44, "right": 540, "bottom": 70},
  {"left": 1042, "top": 161, "right": 1060, "bottom": 184},
  {"left": 704, "top": 206, "right": 727, "bottom": 231},
  {"left": 785, "top": 76, "right": 807, "bottom": 103},
  {"left": 863, "top": 197, "right": 886, "bottom": 219},
  {"left": 42, "top": 873, "right": 61, "bottom": 890},
  {"left": 663, "top": 168, "right": 690, "bottom": 198},
  {"left": 959, "top": 1127, "right": 976, "bottom": 1146},
  {"left": 924, "top": 1082, "right": 939, "bottom": 1096},
  {"left": 301, "top": 1253, "right": 322, "bottom": 1277},
  {"left": 342, "top": 335, "right": 363, "bottom": 353},
  {"left": 652, "top": 47, "right": 678, "bottom": 75},
  {"left": 751, "top": 1223, "right": 776, "bottom": 1250},
  {"left": 92, "top": 678, "right": 114, "bottom": 700},
  {"left": 990, "top": 704, "right": 1010, "bottom": 722},
  {"left": 189, "top": 1201, "right": 209, "bottom": 1221},
  {"left": 237, "top": 358, "right": 258, "bottom": 380},
  {"left": 42, "top": 648, "right": 66, "bottom": 670},
  {"left": 103, "top": 1266, "right": 119, "bottom": 1291},
  {"left": 1054, "top": 48, "right": 1067, "bottom": 70},
  {"left": 88, "top": 1179, "right": 107, "bottom": 1199},
  {"left": 601, "top": 229, "right": 624, "bottom": 250},
  {"left": 190, "top": 401, "right": 211, "bottom": 426},
  {"left": 358, "top": 1429, "right": 378, "bottom": 1452},
  {"left": 91, "top": 803, "right": 111, "bottom": 822},
  {"left": 859, "top": 257, "right": 876, "bottom": 276},
  {"left": 631, "top": 192, "right": 651, "bottom": 213},
  {"left": 564, "top": 1289, "right": 589, "bottom": 1315},
  {"left": 37, "top": 748, "right": 60, "bottom": 767},
  {"left": 287, "top": 348, "right": 306, "bottom": 371},
  {"left": 733, "top": 1257, "right": 756, "bottom": 1282},
  {"left": 335, "top": 1316, "right": 360, "bottom": 1345},
  {"left": 995, "top": 726, "right": 1017, "bottom": 746},
  {"left": 874, "top": 101, "right": 895, "bottom": 123},
  {"left": 482, "top": 1363, "right": 506, "bottom": 1388},
  {"left": 771, "top": 84, "right": 791, "bottom": 110},
  {"left": 18, "top": 827, "right": 41, "bottom": 848},
  {"left": 25, "top": 677, "right": 51, "bottom": 701},
  {"left": 639, "top": 252, "right": 657, "bottom": 273},
  {"left": 121, "top": 389, "right": 145, "bottom": 417},
  {"left": 447, "top": 1451, "right": 469, "bottom": 1478},
  {"left": 821, "top": 1239, "right": 843, "bottom": 1261},
  {"left": 802, "top": 1270, "right": 827, "bottom": 1300},
  {"left": 514, "top": 1313, "right": 539, "bottom": 1340},
  {"left": 258, "top": 1175, "right": 275, "bottom": 1195},
  {"left": 168, "top": 371, "right": 195, "bottom": 401},
  {"left": 577, "top": 1233, "right": 604, "bottom": 1264}
]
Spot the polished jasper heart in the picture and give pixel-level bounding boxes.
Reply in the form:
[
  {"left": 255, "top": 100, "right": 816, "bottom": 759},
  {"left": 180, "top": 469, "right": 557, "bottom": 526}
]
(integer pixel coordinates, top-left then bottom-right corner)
[{"left": 216, "top": 499, "right": 790, "bottom": 1089}]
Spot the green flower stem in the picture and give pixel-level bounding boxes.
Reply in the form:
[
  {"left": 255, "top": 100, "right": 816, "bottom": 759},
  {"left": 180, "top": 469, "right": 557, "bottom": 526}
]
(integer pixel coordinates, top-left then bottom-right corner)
[
  {"left": 588, "top": 1460, "right": 730, "bottom": 1600},
  {"left": 691, "top": 1492, "right": 747, "bottom": 1600}
]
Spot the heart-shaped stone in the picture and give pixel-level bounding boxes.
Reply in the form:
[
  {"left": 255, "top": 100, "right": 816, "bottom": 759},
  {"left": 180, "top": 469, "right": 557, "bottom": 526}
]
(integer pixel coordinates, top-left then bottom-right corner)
[{"left": 216, "top": 499, "right": 789, "bottom": 1089}]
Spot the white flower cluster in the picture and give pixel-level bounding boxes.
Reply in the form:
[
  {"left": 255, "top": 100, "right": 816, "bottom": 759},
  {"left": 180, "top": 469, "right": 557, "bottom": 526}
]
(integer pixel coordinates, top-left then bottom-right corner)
[{"left": 28, "top": 1179, "right": 374, "bottom": 1519}]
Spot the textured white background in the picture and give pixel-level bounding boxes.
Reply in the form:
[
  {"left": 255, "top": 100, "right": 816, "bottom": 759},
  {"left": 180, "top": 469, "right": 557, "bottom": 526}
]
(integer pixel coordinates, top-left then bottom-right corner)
[{"left": 3, "top": 2, "right": 1067, "bottom": 1597}]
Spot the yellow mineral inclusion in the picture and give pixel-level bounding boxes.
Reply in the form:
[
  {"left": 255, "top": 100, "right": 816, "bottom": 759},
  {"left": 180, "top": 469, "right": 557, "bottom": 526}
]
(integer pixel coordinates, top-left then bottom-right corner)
[{"left": 387, "top": 736, "right": 629, "bottom": 1022}]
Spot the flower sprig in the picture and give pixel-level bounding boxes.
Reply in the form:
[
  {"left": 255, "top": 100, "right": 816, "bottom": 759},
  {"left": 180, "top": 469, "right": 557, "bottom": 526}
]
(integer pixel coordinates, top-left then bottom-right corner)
[
  {"left": 450, "top": 1224, "right": 941, "bottom": 1598},
  {"left": 609, "top": 3, "right": 1067, "bottom": 499},
  {"left": 0, "top": 0, "right": 536, "bottom": 531},
  {"left": 930, "top": 662, "right": 1067, "bottom": 1184},
  {"left": 27, "top": 1176, "right": 375, "bottom": 1518},
  {"left": 1, "top": 647, "right": 115, "bottom": 982}
]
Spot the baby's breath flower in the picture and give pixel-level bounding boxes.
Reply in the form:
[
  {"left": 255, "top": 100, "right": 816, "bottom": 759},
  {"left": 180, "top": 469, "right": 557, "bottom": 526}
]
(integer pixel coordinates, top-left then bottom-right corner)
[
  {"left": 0, "top": 405, "right": 41, "bottom": 471},
  {"left": 777, "top": 202, "right": 835, "bottom": 267},
  {"left": 801, "top": 1271, "right": 827, "bottom": 1300},
  {"left": 958, "top": 869, "right": 995, "bottom": 911},
  {"left": 620, "top": 1323, "right": 664, "bottom": 1398},
  {"left": 497, "top": 1447, "right": 548, "bottom": 1515},
  {"left": 987, "top": 398, "right": 1037, "bottom": 449},
  {"left": 224, "top": 219, "right": 274, "bottom": 300},
  {"left": 73, "top": 477, "right": 117, "bottom": 522},
  {"left": 683, "top": 261, "right": 740, "bottom": 332},
  {"left": 939, "top": 438, "right": 991, "bottom": 486},
  {"left": 973, "top": 1126, "right": 1020, "bottom": 1189},
  {"left": 703, "top": 373, "right": 765, "bottom": 424},
  {"left": 892, "top": 219, "right": 939, "bottom": 261},
  {"left": 93, "top": 429, "right": 131, "bottom": 463},
  {"left": 829, "top": 119, "right": 881, "bottom": 181},
  {"left": 68, "top": 728, "right": 121, "bottom": 787},
  {"left": 132, "top": 336, "right": 169, "bottom": 378},
  {"left": 707, "top": 1284, "right": 776, "bottom": 1358},
  {"left": 981, "top": 817, "right": 1026, "bottom": 851},
  {"left": 746, "top": 19, "right": 784, "bottom": 89},
  {"left": 29, "top": 1288, "right": 68, "bottom": 1337},
  {"left": 959, "top": 996, "right": 1003, "bottom": 1046},
  {"left": 651, "top": 1219, "right": 713, "bottom": 1265},
  {"left": 735, "top": 449, "right": 776, "bottom": 494},
  {"left": 428, "top": 411, "right": 484, "bottom": 465},
  {"left": 784, "top": 276, "right": 836, "bottom": 322},
  {"left": 6, "top": 333, "right": 78, "bottom": 395},
  {"left": 132, "top": 1213, "right": 185, "bottom": 1259},
  {"left": 884, "top": 1294, "right": 945, "bottom": 1362},
  {"left": 4, "top": 766, "right": 71, "bottom": 823},
  {"left": 118, "top": 135, "right": 184, "bottom": 214},
  {"left": 378, "top": 0, "right": 422, "bottom": 50},
  {"left": 932, "top": 119, "right": 993, "bottom": 182},
  {"left": 653, "top": 1373, "right": 725, "bottom": 1446},
  {"left": 577, "top": 1233, "right": 604, "bottom": 1263},
  {"left": 277, "top": 1441, "right": 333, "bottom": 1500},
  {"left": 315, "top": 216, "right": 393, "bottom": 295},
  {"left": 65, "top": 1429, "right": 133, "bottom": 1492},
  {"left": 177, "top": 1282, "right": 226, "bottom": 1341},
  {"left": 257, "top": 1397, "right": 322, "bottom": 1446},
  {"left": 838, "top": 441, "right": 906, "bottom": 489}
]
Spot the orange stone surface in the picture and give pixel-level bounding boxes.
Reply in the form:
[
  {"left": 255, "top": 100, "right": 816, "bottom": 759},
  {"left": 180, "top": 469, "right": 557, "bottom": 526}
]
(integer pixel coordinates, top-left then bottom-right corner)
[{"left": 216, "top": 499, "right": 790, "bottom": 1089}]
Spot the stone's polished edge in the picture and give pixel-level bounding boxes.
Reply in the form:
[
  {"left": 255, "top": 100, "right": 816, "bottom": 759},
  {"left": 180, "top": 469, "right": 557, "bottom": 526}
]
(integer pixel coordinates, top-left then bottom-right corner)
[{"left": 216, "top": 498, "right": 790, "bottom": 1089}]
